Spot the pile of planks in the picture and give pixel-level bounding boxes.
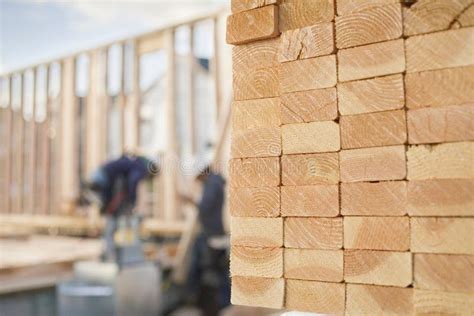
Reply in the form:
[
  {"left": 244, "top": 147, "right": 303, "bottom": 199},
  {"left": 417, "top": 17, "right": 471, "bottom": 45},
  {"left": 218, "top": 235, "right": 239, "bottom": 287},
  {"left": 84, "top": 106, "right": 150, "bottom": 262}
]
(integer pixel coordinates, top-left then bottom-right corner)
[{"left": 226, "top": 0, "right": 474, "bottom": 314}]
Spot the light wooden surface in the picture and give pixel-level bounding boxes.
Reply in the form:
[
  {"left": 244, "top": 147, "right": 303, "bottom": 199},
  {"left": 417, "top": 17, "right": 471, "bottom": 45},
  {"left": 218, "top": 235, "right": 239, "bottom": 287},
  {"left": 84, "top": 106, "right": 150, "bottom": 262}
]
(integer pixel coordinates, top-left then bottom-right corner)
[
  {"left": 284, "top": 248, "right": 343, "bottom": 282},
  {"left": 281, "top": 153, "right": 339, "bottom": 185},
  {"left": 405, "top": 66, "right": 474, "bottom": 109},
  {"left": 338, "top": 39, "right": 405, "bottom": 82},
  {"left": 281, "top": 184, "right": 339, "bottom": 217},
  {"left": 230, "top": 246, "right": 283, "bottom": 278},
  {"left": 231, "top": 0, "right": 278, "bottom": 14},
  {"left": 403, "top": 0, "right": 473, "bottom": 36},
  {"left": 407, "top": 179, "right": 474, "bottom": 217},
  {"left": 229, "top": 157, "right": 281, "bottom": 187},
  {"left": 282, "top": 121, "right": 340, "bottom": 154},
  {"left": 278, "top": 22, "right": 334, "bottom": 62},
  {"left": 414, "top": 289, "right": 474, "bottom": 316},
  {"left": 232, "top": 98, "right": 280, "bottom": 131},
  {"left": 285, "top": 280, "right": 345, "bottom": 314},
  {"left": 230, "top": 187, "right": 280, "bottom": 217},
  {"left": 284, "top": 217, "right": 343, "bottom": 249},
  {"left": 231, "top": 276, "right": 284, "bottom": 309},
  {"left": 279, "top": 0, "right": 334, "bottom": 32},
  {"left": 226, "top": 5, "right": 280, "bottom": 45},
  {"left": 280, "top": 87, "right": 337, "bottom": 124},
  {"left": 340, "top": 145, "right": 406, "bottom": 182},
  {"left": 407, "top": 142, "right": 474, "bottom": 180},
  {"left": 231, "top": 217, "right": 283, "bottom": 247},
  {"left": 346, "top": 284, "right": 413, "bottom": 315},
  {"left": 233, "top": 66, "right": 280, "bottom": 101},
  {"left": 338, "top": 74, "right": 404, "bottom": 115},
  {"left": 232, "top": 127, "right": 281, "bottom": 158},
  {"left": 414, "top": 253, "right": 474, "bottom": 292},
  {"left": 341, "top": 181, "right": 407, "bottom": 216},
  {"left": 335, "top": 3, "right": 402, "bottom": 49},
  {"left": 408, "top": 104, "right": 474, "bottom": 144},
  {"left": 336, "top": 0, "right": 399, "bottom": 15},
  {"left": 279, "top": 55, "right": 337, "bottom": 93},
  {"left": 344, "top": 250, "right": 412, "bottom": 287},
  {"left": 340, "top": 110, "right": 407, "bottom": 149},
  {"left": 344, "top": 216, "right": 410, "bottom": 251},
  {"left": 232, "top": 38, "right": 279, "bottom": 73},
  {"left": 405, "top": 27, "right": 474, "bottom": 73},
  {"left": 411, "top": 217, "right": 474, "bottom": 254}
]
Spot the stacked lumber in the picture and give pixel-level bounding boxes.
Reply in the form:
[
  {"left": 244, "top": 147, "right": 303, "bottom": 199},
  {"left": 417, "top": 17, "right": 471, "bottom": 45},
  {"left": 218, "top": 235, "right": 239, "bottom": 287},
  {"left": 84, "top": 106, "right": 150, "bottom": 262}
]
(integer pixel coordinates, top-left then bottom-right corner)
[{"left": 227, "top": 0, "right": 474, "bottom": 313}]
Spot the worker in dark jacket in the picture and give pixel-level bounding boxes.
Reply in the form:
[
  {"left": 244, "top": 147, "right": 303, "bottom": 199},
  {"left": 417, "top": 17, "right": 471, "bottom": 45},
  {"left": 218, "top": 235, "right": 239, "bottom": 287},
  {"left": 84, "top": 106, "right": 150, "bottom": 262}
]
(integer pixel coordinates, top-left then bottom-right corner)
[
  {"left": 180, "top": 165, "right": 229, "bottom": 315},
  {"left": 87, "top": 153, "right": 159, "bottom": 261}
]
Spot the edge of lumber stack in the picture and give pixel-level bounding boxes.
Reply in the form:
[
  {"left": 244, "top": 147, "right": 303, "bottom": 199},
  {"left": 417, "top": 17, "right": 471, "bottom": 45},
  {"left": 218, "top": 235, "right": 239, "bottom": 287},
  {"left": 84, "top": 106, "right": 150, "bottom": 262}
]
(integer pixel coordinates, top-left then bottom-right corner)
[{"left": 227, "top": 0, "right": 474, "bottom": 313}]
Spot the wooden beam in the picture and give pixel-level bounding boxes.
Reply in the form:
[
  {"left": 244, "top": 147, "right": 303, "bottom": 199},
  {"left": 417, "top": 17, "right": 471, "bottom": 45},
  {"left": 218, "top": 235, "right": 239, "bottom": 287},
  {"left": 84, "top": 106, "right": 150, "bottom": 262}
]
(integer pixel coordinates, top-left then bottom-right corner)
[
  {"left": 282, "top": 121, "right": 340, "bottom": 154},
  {"left": 284, "top": 249, "right": 343, "bottom": 282},
  {"left": 346, "top": 284, "right": 413, "bottom": 315},
  {"left": 231, "top": 276, "right": 284, "bottom": 309},
  {"left": 281, "top": 153, "right": 339, "bottom": 185},
  {"left": 4, "top": 76, "right": 12, "bottom": 213},
  {"left": 41, "top": 65, "right": 51, "bottom": 214},
  {"left": 229, "top": 157, "right": 280, "bottom": 188},
  {"left": 230, "top": 246, "right": 283, "bottom": 278},
  {"left": 15, "top": 74, "right": 25, "bottom": 214},
  {"left": 226, "top": 5, "right": 280, "bottom": 45},
  {"left": 229, "top": 186, "right": 280, "bottom": 218},
  {"left": 414, "top": 289, "right": 474, "bottom": 315},
  {"left": 60, "top": 58, "right": 78, "bottom": 214},
  {"left": 28, "top": 68, "right": 37, "bottom": 214},
  {"left": 163, "top": 29, "right": 178, "bottom": 222},
  {"left": 231, "top": 217, "right": 283, "bottom": 247},
  {"left": 344, "top": 217, "right": 410, "bottom": 251},
  {"left": 285, "top": 280, "right": 345, "bottom": 314},
  {"left": 284, "top": 217, "right": 343, "bottom": 250},
  {"left": 212, "top": 17, "right": 221, "bottom": 120},
  {"left": 281, "top": 185, "right": 339, "bottom": 217},
  {"left": 344, "top": 250, "right": 412, "bottom": 287},
  {"left": 188, "top": 25, "right": 197, "bottom": 154},
  {"left": 279, "top": 0, "right": 334, "bottom": 32}
]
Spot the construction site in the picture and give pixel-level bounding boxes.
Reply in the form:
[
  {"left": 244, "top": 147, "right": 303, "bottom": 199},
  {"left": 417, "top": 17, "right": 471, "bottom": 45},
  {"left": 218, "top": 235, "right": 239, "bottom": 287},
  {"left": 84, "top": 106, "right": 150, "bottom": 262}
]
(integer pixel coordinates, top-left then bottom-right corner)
[{"left": 0, "top": 0, "right": 473, "bottom": 315}]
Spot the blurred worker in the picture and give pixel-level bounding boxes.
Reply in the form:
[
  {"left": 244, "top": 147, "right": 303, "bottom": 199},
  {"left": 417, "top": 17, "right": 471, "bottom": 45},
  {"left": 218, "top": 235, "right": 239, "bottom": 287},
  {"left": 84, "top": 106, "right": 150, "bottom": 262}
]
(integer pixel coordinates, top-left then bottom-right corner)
[
  {"left": 180, "top": 164, "right": 230, "bottom": 315},
  {"left": 85, "top": 153, "right": 159, "bottom": 262}
]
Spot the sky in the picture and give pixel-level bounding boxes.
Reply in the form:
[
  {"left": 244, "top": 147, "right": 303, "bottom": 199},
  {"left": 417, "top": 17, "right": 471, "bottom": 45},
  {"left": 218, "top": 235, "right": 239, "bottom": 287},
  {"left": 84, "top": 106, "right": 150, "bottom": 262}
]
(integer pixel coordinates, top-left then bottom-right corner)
[{"left": 0, "top": 0, "right": 227, "bottom": 74}]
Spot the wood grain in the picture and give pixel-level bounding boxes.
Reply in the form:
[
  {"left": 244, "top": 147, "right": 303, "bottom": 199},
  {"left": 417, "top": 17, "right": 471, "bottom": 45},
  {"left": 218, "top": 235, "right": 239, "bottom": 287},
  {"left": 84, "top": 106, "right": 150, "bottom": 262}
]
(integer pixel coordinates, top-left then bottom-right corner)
[
  {"left": 278, "top": 22, "right": 334, "bottom": 63},
  {"left": 231, "top": 0, "right": 278, "bottom": 14},
  {"left": 411, "top": 217, "right": 474, "bottom": 255},
  {"left": 231, "top": 217, "right": 283, "bottom": 247},
  {"left": 405, "top": 66, "right": 474, "bottom": 109},
  {"left": 335, "top": 3, "right": 402, "bottom": 49},
  {"left": 280, "top": 55, "right": 337, "bottom": 93},
  {"left": 344, "top": 217, "right": 410, "bottom": 251},
  {"left": 340, "top": 145, "right": 406, "bottom": 182},
  {"left": 281, "top": 153, "right": 339, "bottom": 185},
  {"left": 403, "top": 0, "right": 473, "bottom": 36},
  {"left": 230, "top": 246, "right": 283, "bottom": 278},
  {"left": 405, "top": 27, "right": 474, "bottom": 73},
  {"left": 284, "top": 249, "right": 343, "bottom": 282},
  {"left": 282, "top": 121, "right": 340, "bottom": 154},
  {"left": 231, "top": 127, "right": 281, "bottom": 158},
  {"left": 341, "top": 181, "right": 407, "bottom": 216},
  {"left": 344, "top": 250, "right": 412, "bottom": 287},
  {"left": 279, "top": 0, "right": 334, "bottom": 32},
  {"left": 336, "top": 0, "right": 400, "bottom": 15},
  {"left": 414, "top": 289, "right": 474, "bottom": 316},
  {"left": 408, "top": 104, "right": 474, "bottom": 144},
  {"left": 226, "top": 5, "right": 280, "bottom": 45},
  {"left": 457, "top": 3, "right": 474, "bottom": 27},
  {"left": 407, "top": 142, "right": 474, "bottom": 180},
  {"left": 229, "top": 157, "right": 280, "bottom": 188},
  {"left": 338, "top": 39, "right": 405, "bottom": 82},
  {"left": 229, "top": 186, "right": 280, "bottom": 217},
  {"left": 280, "top": 87, "right": 337, "bottom": 124},
  {"left": 232, "top": 38, "right": 279, "bottom": 73},
  {"left": 233, "top": 66, "right": 279, "bottom": 101},
  {"left": 232, "top": 98, "right": 280, "bottom": 131},
  {"left": 340, "top": 110, "right": 407, "bottom": 149},
  {"left": 284, "top": 217, "right": 343, "bottom": 250},
  {"left": 281, "top": 185, "right": 339, "bottom": 217},
  {"left": 231, "top": 276, "right": 284, "bottom": 309},
  {"left": 414, "top": 253, "right": 474, "bottom": 292},
  {"left": 338, "top": 74, "right": 405, "bottom": 115},
  {"left": 285, "top": 280, "right": 345, "bottom": 314},
  {"left": 346, "top": 284, "right": 413, "bottom": 316},
  {"left": 408, "top": 179, "right": 474, "bottom": 217}
]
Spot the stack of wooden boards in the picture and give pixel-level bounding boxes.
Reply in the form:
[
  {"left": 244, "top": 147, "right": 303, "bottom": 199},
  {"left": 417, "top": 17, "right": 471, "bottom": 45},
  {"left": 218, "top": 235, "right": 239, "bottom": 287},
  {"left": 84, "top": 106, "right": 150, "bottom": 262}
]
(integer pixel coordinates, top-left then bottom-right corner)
[{"left": 226, "top": 0, "right": 474, "bottom": 314}]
